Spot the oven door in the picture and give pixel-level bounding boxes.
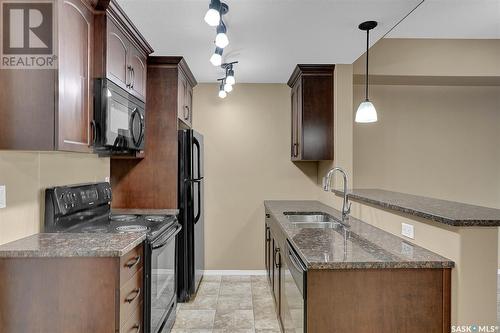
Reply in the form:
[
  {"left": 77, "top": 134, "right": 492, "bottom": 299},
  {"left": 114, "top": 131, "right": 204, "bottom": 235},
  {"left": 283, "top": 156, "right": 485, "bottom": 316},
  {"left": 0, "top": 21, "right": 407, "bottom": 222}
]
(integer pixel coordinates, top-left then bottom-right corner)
[{"left": 146, "top": 224, "right": 182, "bottom": 333}]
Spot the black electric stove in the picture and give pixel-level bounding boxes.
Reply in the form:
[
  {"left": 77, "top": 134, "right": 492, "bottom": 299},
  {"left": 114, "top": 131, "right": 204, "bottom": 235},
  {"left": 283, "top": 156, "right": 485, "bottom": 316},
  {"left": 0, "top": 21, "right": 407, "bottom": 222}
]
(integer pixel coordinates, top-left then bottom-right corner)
[{"left": 44, "top": 182, "right": 181, "bottom": 333}]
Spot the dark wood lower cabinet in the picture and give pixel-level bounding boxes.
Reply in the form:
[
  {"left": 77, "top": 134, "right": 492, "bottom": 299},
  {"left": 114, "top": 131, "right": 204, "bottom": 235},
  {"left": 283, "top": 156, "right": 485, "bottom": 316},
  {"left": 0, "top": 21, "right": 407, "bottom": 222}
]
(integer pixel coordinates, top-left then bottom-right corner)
[
  {"left": 265, "top": 212, "right": 452, "bottom": 333},
  {"left": 0, "top": 244, "right": 144, "bottom": 333}
]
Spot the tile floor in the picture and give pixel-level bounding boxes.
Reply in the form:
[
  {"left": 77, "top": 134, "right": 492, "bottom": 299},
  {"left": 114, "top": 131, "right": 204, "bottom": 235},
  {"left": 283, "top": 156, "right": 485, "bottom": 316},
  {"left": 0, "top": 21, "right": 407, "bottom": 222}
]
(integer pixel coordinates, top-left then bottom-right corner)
[{"left": 172, "top": 275, "right": 280, "bottom": 333}]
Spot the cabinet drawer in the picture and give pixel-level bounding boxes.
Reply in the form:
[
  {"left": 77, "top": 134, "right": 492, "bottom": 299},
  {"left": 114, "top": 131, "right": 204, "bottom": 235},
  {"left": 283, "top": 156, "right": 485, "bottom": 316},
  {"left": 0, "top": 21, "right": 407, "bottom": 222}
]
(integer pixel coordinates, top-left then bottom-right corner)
[
  {"left": 120, "top": 245, "right": 144, "bottom": 284},
  {"left": 120, "top": 302, "right": 143, "bottom": 333},
  {"left": 120, "top": 268, "right": 143, "bottom": 325}
]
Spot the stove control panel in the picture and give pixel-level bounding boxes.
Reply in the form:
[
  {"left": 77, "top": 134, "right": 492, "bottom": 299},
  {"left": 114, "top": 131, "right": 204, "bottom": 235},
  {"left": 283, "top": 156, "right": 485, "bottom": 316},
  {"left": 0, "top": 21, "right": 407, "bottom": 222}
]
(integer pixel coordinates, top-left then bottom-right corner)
[{"left": 46, "top": 182, "right": 112, "bottom": 217}]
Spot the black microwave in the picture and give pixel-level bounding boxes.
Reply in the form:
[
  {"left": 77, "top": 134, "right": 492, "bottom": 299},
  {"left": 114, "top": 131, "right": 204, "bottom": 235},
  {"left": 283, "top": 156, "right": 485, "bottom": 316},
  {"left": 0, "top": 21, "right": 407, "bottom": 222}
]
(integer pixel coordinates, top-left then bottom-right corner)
[{"left": 93, "top": 78, "right": 145, "bottom": 154}]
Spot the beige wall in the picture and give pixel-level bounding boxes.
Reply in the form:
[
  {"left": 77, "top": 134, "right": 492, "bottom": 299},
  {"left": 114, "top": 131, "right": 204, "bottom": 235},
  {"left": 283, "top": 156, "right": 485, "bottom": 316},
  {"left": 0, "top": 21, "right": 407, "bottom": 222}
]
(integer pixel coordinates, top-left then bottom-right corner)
[
  {"left": 192, "top": 83, "right": 320, "bottom": 270},
  {"left": 353, "top": 84, "right": 500, "bottom": 207},
  {"left": 0, "top": 152, "right": 110, "bottom": 245},
  {"left": 353, "top": 39, "right": 500, "bottom": 77}
]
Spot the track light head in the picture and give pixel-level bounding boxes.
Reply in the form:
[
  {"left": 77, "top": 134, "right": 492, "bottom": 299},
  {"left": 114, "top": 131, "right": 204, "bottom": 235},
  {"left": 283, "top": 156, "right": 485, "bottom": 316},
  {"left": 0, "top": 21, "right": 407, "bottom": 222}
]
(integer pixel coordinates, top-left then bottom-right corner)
[
  {"left": 210, "top": 47, "right": 223, "bottom": 66},
  {"left": 215, "top": 22, "right": 229, "bottom": 48},
  {"left": 226, "top": 68, "right": 235, "bottom": 85},
  {"left": 204, "top": 0, "right": 229, "bottom": 26},
  {"left": 204, "top": 0, "right": 221, "bottom": 26}
]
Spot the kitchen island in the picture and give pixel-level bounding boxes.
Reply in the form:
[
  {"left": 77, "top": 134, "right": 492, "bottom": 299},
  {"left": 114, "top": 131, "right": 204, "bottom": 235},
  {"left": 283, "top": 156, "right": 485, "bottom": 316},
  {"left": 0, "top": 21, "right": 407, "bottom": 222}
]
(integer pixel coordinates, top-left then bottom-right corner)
[
  {"left": 333, "top": 188, "right": 500, "bottom": 325},
  {"left": 264, "top": 200, "right": 453, "bottom": 333}
]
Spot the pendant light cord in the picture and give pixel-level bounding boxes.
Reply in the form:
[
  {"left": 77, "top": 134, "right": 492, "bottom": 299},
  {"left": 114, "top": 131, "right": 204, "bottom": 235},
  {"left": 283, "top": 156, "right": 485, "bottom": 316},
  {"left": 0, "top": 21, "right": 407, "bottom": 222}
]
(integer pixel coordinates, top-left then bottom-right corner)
[{"left": 365, "top": 29, "right": 369, "bottom": 101}]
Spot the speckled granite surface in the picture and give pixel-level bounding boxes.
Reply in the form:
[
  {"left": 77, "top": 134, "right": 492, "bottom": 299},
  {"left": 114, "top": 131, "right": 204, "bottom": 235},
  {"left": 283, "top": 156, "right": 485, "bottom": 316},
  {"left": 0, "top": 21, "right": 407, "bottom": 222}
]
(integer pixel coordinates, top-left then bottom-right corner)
[
  {"left": 0, "top": 233, "right": 146, "bottom": 258},
  {"left": 264, "top": 200, "right": 454, "bottom": 270},
  {"left": 334, "top": 188, "right": 500, "bottom": 227},
  {"left": 111, "top": 208, "right": 179, "bottom": 216}
]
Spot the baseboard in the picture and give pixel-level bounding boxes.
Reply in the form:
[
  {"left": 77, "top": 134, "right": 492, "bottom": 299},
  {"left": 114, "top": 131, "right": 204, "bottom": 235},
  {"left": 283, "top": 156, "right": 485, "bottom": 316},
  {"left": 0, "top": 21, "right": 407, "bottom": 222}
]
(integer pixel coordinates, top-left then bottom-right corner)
[{"left": 204, "top": 270, "right": 266, "bottom": 276}]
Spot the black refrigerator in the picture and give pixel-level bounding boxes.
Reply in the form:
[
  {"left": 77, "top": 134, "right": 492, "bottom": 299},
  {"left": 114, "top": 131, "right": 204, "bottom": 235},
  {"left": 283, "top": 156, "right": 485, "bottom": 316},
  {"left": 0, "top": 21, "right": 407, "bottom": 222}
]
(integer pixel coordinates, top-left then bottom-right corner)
[{"left": 177, "top": 129, "right": 205, "bottom": 302}]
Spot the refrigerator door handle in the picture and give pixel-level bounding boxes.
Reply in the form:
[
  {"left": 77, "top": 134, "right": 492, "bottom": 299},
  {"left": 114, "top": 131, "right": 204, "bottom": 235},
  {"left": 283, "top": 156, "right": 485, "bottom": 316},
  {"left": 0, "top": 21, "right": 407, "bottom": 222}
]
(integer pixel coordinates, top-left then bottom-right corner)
[
  {"left": 185, "top": 177, "right": 204, "bottom": 183},
  {"left": 194, "top": 181, "right": 201, "bottom": 224}
]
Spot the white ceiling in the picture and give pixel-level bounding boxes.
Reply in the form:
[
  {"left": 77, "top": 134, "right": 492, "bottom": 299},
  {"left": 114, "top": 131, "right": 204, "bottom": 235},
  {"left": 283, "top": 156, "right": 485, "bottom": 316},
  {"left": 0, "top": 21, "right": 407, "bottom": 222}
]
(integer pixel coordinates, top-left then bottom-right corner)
[
  {"left": 118, "top": 0, "right": 422, "bottom": 83},
  {"left": 388, "top": 0, "right": 500, "bottom": 39}
]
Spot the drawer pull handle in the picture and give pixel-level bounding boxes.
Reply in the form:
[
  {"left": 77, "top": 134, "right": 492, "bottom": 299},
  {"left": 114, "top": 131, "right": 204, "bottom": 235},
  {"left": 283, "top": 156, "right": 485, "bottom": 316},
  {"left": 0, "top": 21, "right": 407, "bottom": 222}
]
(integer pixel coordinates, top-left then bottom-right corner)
[
  {"left": 132, "top": 324, "right": 140, "bottom": 333},
  {"left": 274, "top": 248, "right": 281, "bottom": 268},
  {"left": 125, "top": 256, "right": 141, "bottom": 269},
  {"left": 125, "top": 288, "right": 141, "bottom": 303}
]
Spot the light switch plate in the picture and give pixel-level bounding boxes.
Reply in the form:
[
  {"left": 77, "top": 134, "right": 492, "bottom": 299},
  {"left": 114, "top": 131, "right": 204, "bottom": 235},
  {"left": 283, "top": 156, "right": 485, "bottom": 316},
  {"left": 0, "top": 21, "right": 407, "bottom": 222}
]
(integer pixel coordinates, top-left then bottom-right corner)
[
  {"left": 401, "top": 223, "right": 414, "bottom": 239},
  {"left": 0, "top": 185, "right": 6, "bottom": 208}
]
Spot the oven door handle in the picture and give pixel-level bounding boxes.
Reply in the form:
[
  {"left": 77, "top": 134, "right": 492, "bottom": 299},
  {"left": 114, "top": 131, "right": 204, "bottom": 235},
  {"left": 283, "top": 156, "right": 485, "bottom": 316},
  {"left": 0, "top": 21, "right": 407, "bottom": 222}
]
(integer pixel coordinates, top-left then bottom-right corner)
[{"left": 152, "top": 224, "right": 182, "bottom": 250}]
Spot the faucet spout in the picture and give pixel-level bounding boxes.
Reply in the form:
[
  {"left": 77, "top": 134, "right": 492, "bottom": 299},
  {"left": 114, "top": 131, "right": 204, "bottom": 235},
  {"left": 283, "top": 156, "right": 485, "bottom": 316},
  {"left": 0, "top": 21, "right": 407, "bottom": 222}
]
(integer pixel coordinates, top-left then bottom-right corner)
[{"left": 323, "top": 167, "right": 351, "bottom": 220}]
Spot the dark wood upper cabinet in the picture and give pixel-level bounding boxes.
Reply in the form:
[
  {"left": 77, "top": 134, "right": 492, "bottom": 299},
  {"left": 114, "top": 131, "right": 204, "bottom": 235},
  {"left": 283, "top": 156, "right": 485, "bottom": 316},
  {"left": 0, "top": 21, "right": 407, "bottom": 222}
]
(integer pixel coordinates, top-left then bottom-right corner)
[
  {"left": 177, "top": 65, "right": 195, "bottom": 128},
  {"left": 0, "top": 0, "right": 152, "bottom": 152},
  {"left": 58, "top": 0, "right": 94, "bottom": 152},
  {"left": 97, "top": 0, "right": 153, "bottom": 102},
  {"left": 287, "top": 65, "right": 335, "bottom": 161},
  {"left": 0, "top": 0, "right": 94, "bottom": 152}
]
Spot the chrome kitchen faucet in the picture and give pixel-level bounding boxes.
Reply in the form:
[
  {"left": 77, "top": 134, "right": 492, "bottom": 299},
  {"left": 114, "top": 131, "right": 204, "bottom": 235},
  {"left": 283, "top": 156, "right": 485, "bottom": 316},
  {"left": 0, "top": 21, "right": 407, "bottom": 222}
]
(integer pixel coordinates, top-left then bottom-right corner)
[{"left": 323, "top": 167, "right": 351, "bottom": 221}]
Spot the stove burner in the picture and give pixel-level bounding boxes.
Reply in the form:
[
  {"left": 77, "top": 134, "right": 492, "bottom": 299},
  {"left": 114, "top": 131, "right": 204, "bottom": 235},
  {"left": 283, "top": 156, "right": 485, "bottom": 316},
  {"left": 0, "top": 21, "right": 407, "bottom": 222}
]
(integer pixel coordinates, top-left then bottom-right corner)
[
  {"left": 145, "top": 215, "right": 166, "bottom": 223},
  {"left": 110, "top": 214, "right": 137, "bottom": 222},
  {"left": 116, "top": 225, "right": 149, "bottom": 233},
  {"left": 80, "top": 226, "right": 109, "bottom": 233}
]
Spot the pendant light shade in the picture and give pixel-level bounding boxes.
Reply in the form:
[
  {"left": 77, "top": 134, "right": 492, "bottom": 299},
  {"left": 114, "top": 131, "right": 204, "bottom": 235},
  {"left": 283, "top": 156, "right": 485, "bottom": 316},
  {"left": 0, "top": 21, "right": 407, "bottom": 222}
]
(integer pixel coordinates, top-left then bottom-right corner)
[
  {"left": 355, "top": 100, "right": 377, "bottom": 123},
  {"left": 355, "top": 20, "right": 378, "bottom": 124}
]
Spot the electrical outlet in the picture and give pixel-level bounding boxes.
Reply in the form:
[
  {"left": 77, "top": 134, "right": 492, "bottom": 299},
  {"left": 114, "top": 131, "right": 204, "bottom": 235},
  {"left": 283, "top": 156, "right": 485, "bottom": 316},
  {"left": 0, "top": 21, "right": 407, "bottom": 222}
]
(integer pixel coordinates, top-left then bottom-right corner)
[
  {"left": 0, "top": 185, "right": 6, "bottom": 208},
  {"left": 401, "top": 222, "right": 414, "bottom": 239},
  {"left": 401, "top": 242, "right": 414, "bottom": 257},
  {"left": 105, "top": 177, "right": 110, "bottom": 183}
]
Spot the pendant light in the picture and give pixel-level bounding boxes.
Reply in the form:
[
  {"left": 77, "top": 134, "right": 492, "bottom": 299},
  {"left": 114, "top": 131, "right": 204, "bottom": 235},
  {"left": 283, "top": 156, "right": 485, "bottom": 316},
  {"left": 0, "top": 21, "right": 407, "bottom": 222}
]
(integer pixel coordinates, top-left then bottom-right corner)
[{"left": 355, "top": 20, "right": 378, "bottom": 123}]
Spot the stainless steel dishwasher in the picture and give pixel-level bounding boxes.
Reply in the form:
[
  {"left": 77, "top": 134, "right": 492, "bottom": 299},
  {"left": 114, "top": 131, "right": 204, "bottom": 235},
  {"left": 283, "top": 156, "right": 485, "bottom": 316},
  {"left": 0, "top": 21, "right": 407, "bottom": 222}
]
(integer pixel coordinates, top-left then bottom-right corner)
[{"left": 282, "top": 240, "right": 307, "bottom": 333}]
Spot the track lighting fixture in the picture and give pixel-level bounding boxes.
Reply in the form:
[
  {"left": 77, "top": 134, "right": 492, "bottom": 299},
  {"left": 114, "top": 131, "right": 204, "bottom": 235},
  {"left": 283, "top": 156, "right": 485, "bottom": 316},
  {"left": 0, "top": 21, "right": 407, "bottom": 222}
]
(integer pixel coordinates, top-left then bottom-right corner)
[
  {"left": 221, "top": 61, "right": 238, "bottom": 86},
  {"left": 204, "top": 0, "right": 229, "bottom": 26},
  {"left": 215, "top": 21, "right": 229, "bottom": 48},
  {"left": 355, "top": 20, "right": 378, "bottom": 123},
  {"left": 210, "top": 47, "right": 223, "bottom": 66}
]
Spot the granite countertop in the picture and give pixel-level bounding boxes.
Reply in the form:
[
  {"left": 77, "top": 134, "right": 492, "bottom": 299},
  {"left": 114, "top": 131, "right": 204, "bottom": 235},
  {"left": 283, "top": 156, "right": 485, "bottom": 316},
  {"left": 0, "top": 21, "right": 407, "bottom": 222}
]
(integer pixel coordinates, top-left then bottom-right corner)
[
  {"left": 264, "top": 200, "right": 454, "bottom": 270},
  {"left": 334, "top": 188, "right": 500, "bottom": 227},
  {"left": 111, "top": 208, "right": 179, "bottom": 216},
  {"left": 0, "top": 233, "right": 146, "bottom": 258}
]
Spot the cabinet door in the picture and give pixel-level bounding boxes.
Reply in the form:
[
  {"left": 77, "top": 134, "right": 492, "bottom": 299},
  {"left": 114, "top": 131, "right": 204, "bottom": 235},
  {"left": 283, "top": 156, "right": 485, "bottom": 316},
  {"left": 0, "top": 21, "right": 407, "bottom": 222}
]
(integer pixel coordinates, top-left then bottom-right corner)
[
  {"left": 185, "top": 83, "right": 193, "bottom": 127},
  {"left": 128, "top": 45, "right": 147, "bottom": 101},
  {"left": 57, "top": 0, "right": 93, "bottom": 152},
  {"left": 178, "top": 73, "right": 189, "bottom": 125},
  {"left": 107, "top": 19, "right": 129, "bottom": 90},
  {"left": 291, "top": 81, "right": 302, "bottom": 160}
]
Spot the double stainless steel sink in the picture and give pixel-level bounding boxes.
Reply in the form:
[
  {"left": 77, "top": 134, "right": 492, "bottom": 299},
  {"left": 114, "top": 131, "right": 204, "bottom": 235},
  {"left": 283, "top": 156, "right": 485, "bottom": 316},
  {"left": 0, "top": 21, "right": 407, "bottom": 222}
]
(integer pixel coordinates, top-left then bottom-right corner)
[{"left": 284, "top": 212, "right": 343, "bottom": 229}]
